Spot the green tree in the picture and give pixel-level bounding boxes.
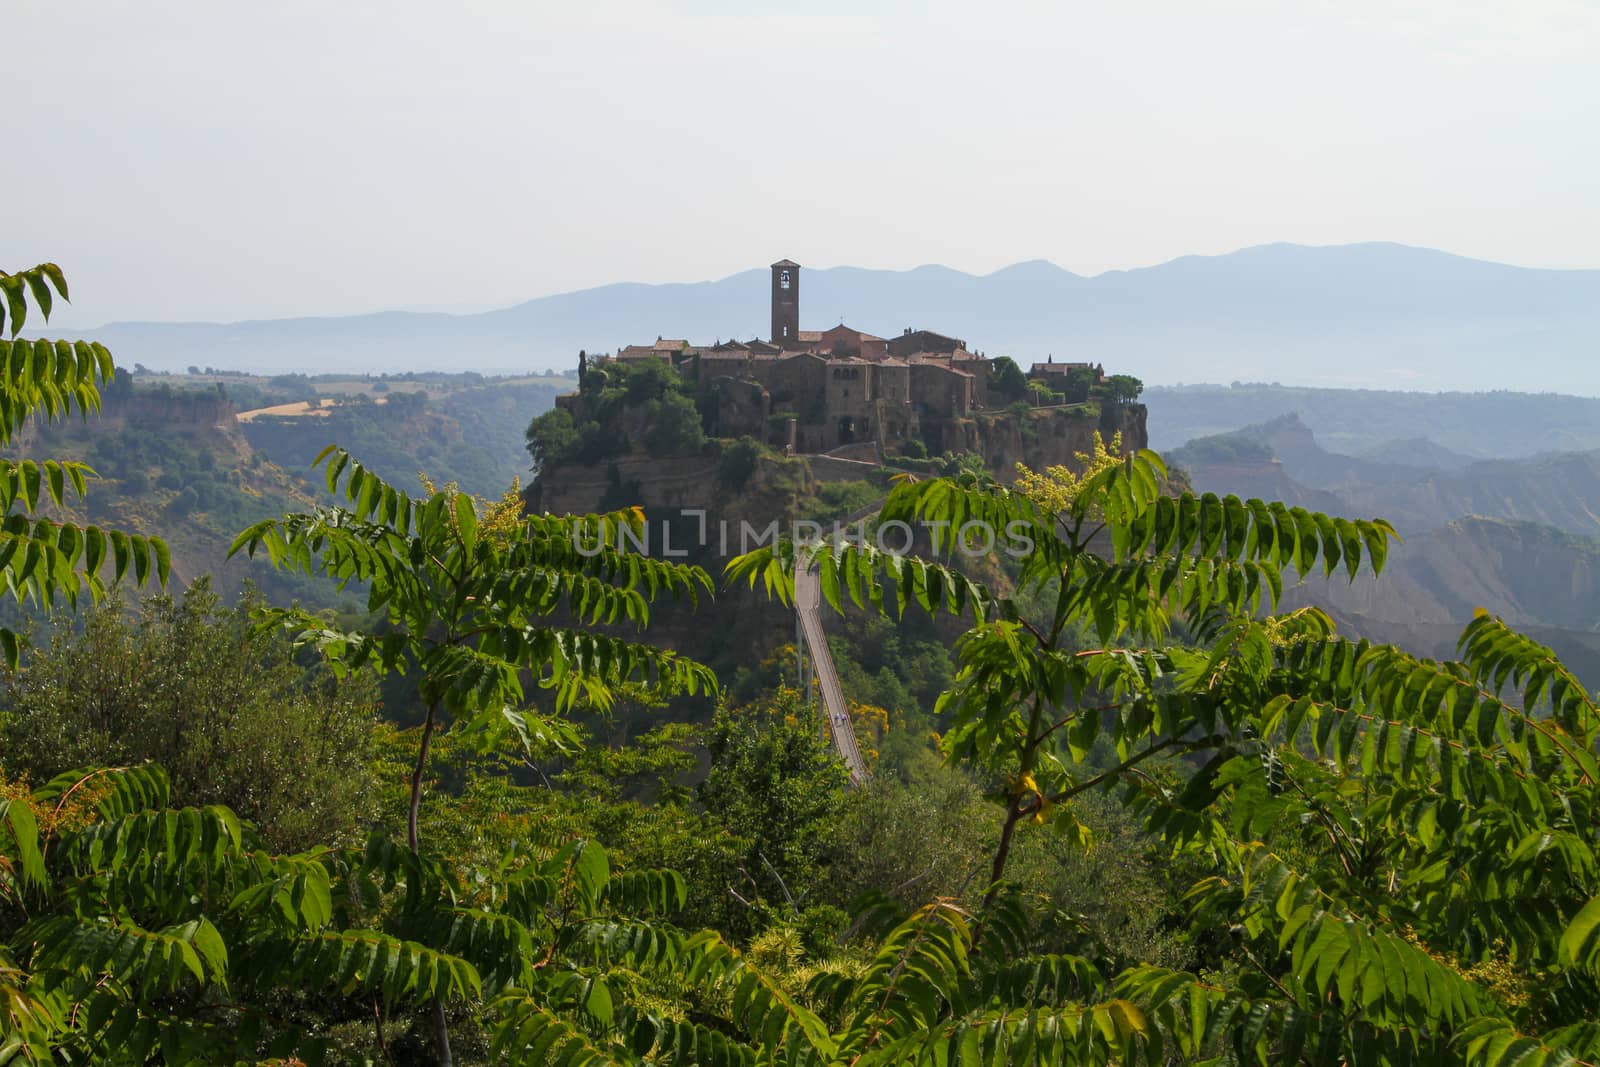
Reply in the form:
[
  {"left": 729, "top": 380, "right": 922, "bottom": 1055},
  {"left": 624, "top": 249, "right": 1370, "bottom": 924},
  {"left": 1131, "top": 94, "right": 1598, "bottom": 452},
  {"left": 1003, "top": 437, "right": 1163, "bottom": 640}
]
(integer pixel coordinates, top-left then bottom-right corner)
[
  {"left": 1101, "top": 373, "right": 1143, "bottom": 404},
  {"left": 725, "top": 454, "right": 1600, "bottom": 1062},
  {"left": 0, "top": 579, "right": 379, "bottom": 852},
  {"left": 1064, "top": 365, "right": 1096, "bottom": 403},
  {"left": 718, "top": 435, "right": 766, "bottom": 489},
  {"left": 231, "top": 454, "right": 716, "bottom": 1062},
  {"left": 9, "top": 459, "right": 1600, "bottom": 1063},
  {"left": 641, "top": 390, "right": 705, "bottom": 456},
  {"left": 0, "top": 762, "right": 700, "bottom": 1064},
  {"left": 622, "top": 355, "right": 681, "bottom": 405},
  {"left": 988, "top": 356, "right": 1029, "bottom": 401},
  {"left": 0, "top": 261, "right": 168, "bottom": 664},
  {"left": 525, "top": 405, "right": 580, "bottom": 474},
  {"left": 698, "top": 689, "right": 851, "bottom": 934}
]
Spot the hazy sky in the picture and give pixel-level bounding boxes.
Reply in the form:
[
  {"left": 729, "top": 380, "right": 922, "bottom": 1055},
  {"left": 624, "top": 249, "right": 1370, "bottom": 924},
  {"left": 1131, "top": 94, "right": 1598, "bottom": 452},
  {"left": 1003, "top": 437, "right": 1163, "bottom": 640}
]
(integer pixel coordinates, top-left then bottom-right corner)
[{"left": 9, "top": 0, "right": 1599, "bottom": 327}]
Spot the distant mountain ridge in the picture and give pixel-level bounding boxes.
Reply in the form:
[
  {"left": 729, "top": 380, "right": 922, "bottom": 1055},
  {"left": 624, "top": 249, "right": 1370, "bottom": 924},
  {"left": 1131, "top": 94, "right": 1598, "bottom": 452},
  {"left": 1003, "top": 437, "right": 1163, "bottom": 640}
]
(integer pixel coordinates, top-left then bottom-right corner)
[{"left": 59, "top": 243, "right": 1600, "bottom": 393}]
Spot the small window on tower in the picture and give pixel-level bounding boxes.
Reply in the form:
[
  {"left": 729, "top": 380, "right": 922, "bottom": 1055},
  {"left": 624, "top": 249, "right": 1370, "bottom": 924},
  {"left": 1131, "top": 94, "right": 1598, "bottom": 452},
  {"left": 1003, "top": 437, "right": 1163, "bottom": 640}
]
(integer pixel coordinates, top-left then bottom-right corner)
[{"left": 780, "top": 270, "right": 791, "bottom": 290}]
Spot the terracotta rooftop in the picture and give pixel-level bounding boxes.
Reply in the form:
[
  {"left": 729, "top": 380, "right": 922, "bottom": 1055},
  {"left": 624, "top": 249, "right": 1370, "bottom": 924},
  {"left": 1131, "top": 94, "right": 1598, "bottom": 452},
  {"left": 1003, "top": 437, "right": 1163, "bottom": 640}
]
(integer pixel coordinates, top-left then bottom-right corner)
[
  {"left": 751, "top": 349, "right": 823, "bottom": 361},
  {"left": 823, "top": 324, "right": 885, "bottom": 341},
  {"left": 912, "top": 359, "right": 976, "bottom": 377}
]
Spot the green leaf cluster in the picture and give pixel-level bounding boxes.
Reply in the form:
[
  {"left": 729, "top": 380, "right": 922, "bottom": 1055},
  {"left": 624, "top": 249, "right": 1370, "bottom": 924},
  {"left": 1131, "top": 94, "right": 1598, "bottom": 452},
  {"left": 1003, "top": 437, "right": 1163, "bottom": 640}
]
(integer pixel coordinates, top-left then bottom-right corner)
[
  {"left": 727, "top": 451, "right": 1600, "bottom": 1064},
  {"left": 0, "top": 261, "right": 167, "bottom": 668}
]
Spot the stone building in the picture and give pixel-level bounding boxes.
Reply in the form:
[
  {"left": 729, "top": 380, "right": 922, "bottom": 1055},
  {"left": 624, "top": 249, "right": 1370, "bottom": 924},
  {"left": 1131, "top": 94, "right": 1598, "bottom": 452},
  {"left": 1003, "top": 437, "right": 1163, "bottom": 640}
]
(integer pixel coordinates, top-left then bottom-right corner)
[{"left": 564, "top": 259, "right": 1107, "bottom": 456}]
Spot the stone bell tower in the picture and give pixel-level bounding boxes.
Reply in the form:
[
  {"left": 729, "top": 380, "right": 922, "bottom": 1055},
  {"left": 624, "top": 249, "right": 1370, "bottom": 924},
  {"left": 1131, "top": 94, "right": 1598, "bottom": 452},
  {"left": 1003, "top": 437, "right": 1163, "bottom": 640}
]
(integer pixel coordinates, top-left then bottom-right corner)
[{"left": 771, "top": 259, "right": 800, "bottom": 346}]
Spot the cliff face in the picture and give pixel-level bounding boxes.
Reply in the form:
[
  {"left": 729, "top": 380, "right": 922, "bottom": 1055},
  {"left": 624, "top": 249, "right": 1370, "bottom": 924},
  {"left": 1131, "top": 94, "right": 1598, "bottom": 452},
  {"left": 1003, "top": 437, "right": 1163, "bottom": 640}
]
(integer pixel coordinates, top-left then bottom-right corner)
[
  {"left": 534, "top": 449, "right": 838, "bottom": 533},
  {"left": 529, "top": 407, "right": 1146, "bottom": 673},
  {"left": 532, "top": 446, "right": 867, "bottom": 679},
  {"left": 6, "top": 388, "right": 315, "bottom": 601},
  {"left": 935, "top": 402, "right": 1147, "bottom": 477},
  {"left": 115, "top": 390, "right": 237, "bottom": 433},
  {"left": 535, "top": 403, "right": 1147, "bottom": 518},
  {"left": 242, "top": 383, "right": 558, "bottom": 500},
  {"left": 1284, "top": 517, "right": 1600, "bottom": 632},
  {"left": 1172, "top": 415, "right": 1600, "bottom": 687},
  {"left": 13, "top": 385, "right": 249, "bottom": 467},
  {"left": 1278, "top": 516, "right": 1600, "bottom": 687}
]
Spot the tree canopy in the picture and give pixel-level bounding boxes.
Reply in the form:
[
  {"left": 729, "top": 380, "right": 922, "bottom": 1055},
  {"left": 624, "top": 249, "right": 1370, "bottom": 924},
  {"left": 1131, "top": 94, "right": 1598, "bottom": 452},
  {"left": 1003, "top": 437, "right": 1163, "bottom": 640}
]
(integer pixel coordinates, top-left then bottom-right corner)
[
  {"left": 0, "top": 262, "right": 168, "bottom": 666},
  {"left": 988, "top": 356, "right": 1029, "bottom": 401},
  {"left": 727, "top": 450, "right": 1600, "bottom": 1064},
  {"left": 3, "top": 261, "right": 1599, "bottom": 1066}
]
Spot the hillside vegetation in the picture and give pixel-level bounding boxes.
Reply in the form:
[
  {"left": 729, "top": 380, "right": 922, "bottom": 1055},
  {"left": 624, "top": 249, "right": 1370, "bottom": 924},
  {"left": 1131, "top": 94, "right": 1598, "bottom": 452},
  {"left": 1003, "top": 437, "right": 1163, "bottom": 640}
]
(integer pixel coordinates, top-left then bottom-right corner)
[
  {"left": 1, "top": 370, "right": 560, "bottom": 611},
  {"left": 9, "top": 262, "right": 1600, "bottom": 1064},
  {"left": 239, "top": 376, "right": 561, "bottom": 499},
  {"left": 3, "top": 375, "right": 324, "bottom": 605}
]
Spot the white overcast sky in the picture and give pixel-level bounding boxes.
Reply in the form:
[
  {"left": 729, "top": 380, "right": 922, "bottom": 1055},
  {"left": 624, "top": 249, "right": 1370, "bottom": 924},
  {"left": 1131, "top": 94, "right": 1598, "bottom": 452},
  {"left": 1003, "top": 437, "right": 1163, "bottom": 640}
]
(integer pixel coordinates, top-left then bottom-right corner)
[{"left": 8, "top": 0, "right": 1599, "bottom": 326}]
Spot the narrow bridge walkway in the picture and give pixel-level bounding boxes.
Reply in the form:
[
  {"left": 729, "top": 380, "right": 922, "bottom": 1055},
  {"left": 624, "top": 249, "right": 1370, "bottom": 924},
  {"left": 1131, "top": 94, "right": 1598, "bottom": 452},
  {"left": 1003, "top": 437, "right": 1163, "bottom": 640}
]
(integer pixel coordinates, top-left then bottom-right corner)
[{"left": 794, "top": 564, "right": 870, "bottom": 786}]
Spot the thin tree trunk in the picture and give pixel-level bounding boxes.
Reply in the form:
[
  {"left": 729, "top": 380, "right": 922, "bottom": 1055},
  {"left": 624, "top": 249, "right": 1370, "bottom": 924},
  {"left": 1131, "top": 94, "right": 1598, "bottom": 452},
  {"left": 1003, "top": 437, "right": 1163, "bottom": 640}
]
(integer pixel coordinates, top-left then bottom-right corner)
[
  {"left": 406, "top": 703, "right": 439, "bottom": 851},
  {"left": 430, "top": 998, "right": 453, "bottom": 1067},
  {"left": 406, "top": 703, "right": 453, "bottom": 1066},
  {"left": 976, "top": 699, "right": 1044, "bottom": 945},
  {"left": 983, "top": 800, "right": 1025, "bottom": 911},
  {"left": 372, "top": 998, "right": 394, "bottom": 1066}
]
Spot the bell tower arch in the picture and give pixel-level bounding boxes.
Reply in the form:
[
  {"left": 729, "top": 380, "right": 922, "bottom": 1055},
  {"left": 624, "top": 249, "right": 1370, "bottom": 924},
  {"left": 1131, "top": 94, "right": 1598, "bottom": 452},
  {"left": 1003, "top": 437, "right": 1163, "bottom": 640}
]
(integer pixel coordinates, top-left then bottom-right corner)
[{"left": 771, "top": 259, "right": 800, "bottom": 346}]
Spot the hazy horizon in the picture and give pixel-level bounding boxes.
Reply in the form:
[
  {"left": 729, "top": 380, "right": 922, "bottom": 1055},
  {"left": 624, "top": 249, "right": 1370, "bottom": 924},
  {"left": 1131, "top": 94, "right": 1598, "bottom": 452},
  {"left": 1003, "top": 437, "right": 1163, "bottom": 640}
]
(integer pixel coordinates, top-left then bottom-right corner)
[
  {"left": 55, "top": 239, "right": 1600, "bottom": 330},
  {"left": 10, "top": 1, "right": 1599, "bottom": 330}
]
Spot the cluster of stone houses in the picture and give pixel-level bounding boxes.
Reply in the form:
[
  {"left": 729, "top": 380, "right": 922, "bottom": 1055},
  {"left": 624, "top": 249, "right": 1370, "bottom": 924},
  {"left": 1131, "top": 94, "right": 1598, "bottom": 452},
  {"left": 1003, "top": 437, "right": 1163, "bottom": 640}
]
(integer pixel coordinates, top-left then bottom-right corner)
[{"left": 561, "top": 259, "right": 1104, "bottom": 456}]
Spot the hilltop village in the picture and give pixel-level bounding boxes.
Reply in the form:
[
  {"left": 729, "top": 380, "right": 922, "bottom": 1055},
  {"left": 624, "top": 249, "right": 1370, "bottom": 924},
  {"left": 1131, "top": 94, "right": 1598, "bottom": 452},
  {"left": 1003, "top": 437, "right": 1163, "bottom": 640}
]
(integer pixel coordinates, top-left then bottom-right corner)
[{"left": 556, "top": 260, "right": 1133, "bottom": 459}]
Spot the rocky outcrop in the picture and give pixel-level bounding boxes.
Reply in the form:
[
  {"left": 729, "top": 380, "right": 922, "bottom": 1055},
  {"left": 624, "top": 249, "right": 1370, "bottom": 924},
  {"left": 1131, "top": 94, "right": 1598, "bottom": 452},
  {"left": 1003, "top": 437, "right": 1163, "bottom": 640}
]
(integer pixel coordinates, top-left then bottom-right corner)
[
  {"left": 535, "top": 402, "right": 1148, "bottom": 517},
  {"left": 528, "top": 404, "right": 1147, "bottom": 685},
  {"left": 1284, "top": 517, "right": 1600, "bottom": 632},
  {"left": 14, "top": 381, "right": 249, "bottom": 463},
  {"left": 939, "top": 402, "right": 1147, "bottom": 477}
]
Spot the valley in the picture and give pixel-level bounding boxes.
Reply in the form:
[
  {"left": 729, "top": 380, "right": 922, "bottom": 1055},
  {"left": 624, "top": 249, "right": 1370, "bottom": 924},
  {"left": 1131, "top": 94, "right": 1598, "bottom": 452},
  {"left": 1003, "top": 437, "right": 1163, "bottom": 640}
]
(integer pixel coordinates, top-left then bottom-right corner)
[
  {"left": 16, "top": 362, "right": 1600, "bottom": 691},
  {"left": 1, "top": 369, "right": 564, "bottom": 609},
  {"left": 1170, "top": 408, "right": 1600, "bottom": 683},
  {"left": 12, "top": 5, "right": 1600, "bottom": 1059}
]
